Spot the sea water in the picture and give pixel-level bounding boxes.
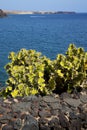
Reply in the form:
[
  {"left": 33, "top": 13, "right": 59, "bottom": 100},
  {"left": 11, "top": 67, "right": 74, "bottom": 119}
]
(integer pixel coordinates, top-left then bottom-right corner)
[{"left": 0, "top": 13, "right": 87, "bottom": 86}]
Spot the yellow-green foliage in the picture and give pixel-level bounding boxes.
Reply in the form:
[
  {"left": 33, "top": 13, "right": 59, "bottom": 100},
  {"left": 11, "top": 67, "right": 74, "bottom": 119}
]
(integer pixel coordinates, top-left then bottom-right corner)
[
  {"left": 2, "top": 49, "right": 55, "bottom": 98},
  {"left": 0, "top": 44, "right": 87, "bottom": 98},
  {"left": 53, "top": 44, "right": 87, "bottom": 93}
]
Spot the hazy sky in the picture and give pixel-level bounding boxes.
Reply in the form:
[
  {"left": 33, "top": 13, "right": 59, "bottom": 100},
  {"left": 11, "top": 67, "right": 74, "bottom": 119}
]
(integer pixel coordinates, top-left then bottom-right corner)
[{"left": 0, "top": 0, "right": 87, "bottom": 12}]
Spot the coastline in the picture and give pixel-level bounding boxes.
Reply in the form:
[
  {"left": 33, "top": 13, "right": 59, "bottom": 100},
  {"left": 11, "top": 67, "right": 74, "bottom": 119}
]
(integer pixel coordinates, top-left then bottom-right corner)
[{"left": 4, "top": 10, "right": 76, "bottom": 15}]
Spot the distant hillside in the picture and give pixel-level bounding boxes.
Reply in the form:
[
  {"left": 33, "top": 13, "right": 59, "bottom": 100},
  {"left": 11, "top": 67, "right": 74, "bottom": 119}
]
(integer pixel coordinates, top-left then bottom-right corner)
[{"left": 0, "top": 9, "right": 7, "bottom": 17}]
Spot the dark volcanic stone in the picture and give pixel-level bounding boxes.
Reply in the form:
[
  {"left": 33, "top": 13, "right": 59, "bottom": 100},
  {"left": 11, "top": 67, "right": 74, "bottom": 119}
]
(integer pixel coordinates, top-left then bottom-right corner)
[
  {"left": 61, "top": 104, "right": 72, "bottom": 114},
  {"left": 39, "top": 117, "right": 48, "bottom": 125},
  {"left": 48, "top": 117, "right": 60, "bottom": 128},
  {"left": 70, "top": 119, "right": 81, "bottom": 130},
  {"left": 39, "top": 108, "right": 51, "bottom": 118},
  {"left": 23, "top": 95, "right": 39, "bottom": 102},
  {"left": 22, "top": 125, "right": 30, "bottom": 130},
  {"left": 49, "top": 102, "right": 61, "bottom": 110},
  {"left": 60, "top": 92, "right": 71, "bottom": 99},
  {"left": 51, "top": 109, "right": 59, "bottom": 116},
  {"left": 82, "top": 104, "right": 87, "bottom": 113},
  {"left": 69, "top": 112, "right": 78, "bottom": 119},
  {"left": 2, "top": 125, "right": 13, "bottom": 130},
  {"left": 23, "top": 115, "right": 39, "bottom": 129},
  {"left": 31, "top": 98, "right": 39, "bottom": 117},
  {"left": 0, "top": 115, "right": 11, "bottom": 124},
  {"left": 22, "top": 124, "right": 39, "bottom": 130},
  {"left": 82, "top": 121, "right": 87, "bottom": 129},
  {"left": 39, "top": 100, "right": 48, "bottom": 107},
  {"left": 13, "top": 118, "right": 22, "bottom": 130},
  {"left": 43, "top": 96, "right": 59, "bottom": 103},
  {"left": 0, "top": 93, "right": 87, "bottom": 130},
  {"left": 39, "top": 124, "right": 50, "bottom": 130},
  {"left": 64, "top": 98, "right": 81, "bottom": 107},
  {"left": 59, "top": 112, "right": 69, "bottom": 128},
  {"left": 31, "top": 107, "right": 39, "bottom": 117},
  {"left": 78, "top": 113, "right": 86, "bottom": 121},
  {"left": 12, "top": 102, "right": 31, "bottom": 112},
  {"left": 80, "top": 95, "right": 87, "bottom": 103}
]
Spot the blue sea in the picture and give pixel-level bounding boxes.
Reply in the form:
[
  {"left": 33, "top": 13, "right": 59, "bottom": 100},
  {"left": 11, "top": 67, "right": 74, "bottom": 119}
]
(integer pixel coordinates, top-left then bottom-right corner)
[{"left": 0, "top": 13, "right": 87, "bottom": 86}]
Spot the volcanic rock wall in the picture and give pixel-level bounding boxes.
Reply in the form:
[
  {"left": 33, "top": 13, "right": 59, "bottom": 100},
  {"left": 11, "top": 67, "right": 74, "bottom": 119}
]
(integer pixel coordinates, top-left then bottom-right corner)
[{"left": 0, "top": 91, "right": 87, "bottom": 130}]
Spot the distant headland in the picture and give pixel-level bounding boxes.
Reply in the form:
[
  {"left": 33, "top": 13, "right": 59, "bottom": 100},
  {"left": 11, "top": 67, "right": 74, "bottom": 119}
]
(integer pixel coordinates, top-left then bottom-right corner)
[
  {"left": 4, "top": 10, "right": 76, "bottom": 15},
  {"left": 0, "top": 9, "right": 7, "bottom": 17}
]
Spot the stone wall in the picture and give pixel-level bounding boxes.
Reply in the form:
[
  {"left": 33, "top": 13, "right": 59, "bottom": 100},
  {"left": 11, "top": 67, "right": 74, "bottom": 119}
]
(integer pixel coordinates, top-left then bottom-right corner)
[{"left": 0, "top": 90, "right": 87, "bottom": 130}]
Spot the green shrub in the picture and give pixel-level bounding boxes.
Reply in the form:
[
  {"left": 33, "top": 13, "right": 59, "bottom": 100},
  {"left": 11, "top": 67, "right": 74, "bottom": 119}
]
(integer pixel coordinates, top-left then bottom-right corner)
[
  {"left": 0, "top": 44, "right": 87, "bottom": 98},
  {"left": 1, "top": 49, "right": 55, "bottom": 98},
  {"left": 53, "top": 44, "right": 87, "bottom": 93}
]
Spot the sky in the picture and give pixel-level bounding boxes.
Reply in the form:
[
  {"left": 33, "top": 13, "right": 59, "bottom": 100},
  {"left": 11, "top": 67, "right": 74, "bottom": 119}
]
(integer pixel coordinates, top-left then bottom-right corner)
[{"left": 0, "top": 0, "right": 87, "bottom": 13}]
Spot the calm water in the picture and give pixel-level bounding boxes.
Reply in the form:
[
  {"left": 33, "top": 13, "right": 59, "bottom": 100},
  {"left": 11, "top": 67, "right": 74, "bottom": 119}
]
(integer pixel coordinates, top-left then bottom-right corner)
[{"left": 0, "top": 13, "right": 87, "bottom": 86}]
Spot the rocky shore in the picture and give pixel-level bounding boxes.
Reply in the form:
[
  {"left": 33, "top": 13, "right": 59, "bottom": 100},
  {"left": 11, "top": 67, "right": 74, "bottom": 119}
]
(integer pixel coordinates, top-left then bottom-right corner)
[
  {"left": 0, "top": 9, "right": 7, "bottom": 17},
  {"left": 0, "top": 90, "right": 87, "bottom": 130}
]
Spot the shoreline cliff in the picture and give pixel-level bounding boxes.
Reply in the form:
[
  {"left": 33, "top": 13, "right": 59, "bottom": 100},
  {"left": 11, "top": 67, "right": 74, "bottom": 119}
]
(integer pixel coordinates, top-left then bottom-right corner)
[{"left": 0, "top": 9, "right": 7, "bottom": 17}]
